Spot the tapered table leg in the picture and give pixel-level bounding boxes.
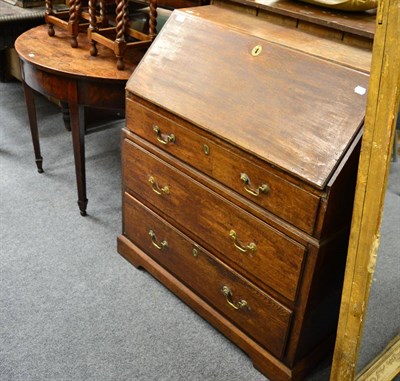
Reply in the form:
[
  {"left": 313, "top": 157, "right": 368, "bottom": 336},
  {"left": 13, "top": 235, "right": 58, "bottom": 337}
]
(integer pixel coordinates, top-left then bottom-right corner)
[
  {"left": 68, "top": 82, "right": 88, "bottom": 216},
  {"left": 22, "top": 81, "right": 43, "bottom": 173},
  {"left": 17, "top": 25, "right": 137, "bottom": 216}
]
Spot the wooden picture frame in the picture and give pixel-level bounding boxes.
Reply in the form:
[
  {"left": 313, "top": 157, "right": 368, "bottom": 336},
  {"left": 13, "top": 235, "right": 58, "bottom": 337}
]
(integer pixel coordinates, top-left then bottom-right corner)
[{"left": 330, "top": 0, "right": 400, "bottom": 380}]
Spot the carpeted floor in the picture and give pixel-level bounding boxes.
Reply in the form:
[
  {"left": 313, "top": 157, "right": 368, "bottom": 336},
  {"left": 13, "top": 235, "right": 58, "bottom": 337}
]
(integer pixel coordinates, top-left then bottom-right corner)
[
  {"left": 0, "top": 80, "right": 399, "bottom": 381},
  {"left": 0, "top": 1, "right": 44, "bottom": 17}
]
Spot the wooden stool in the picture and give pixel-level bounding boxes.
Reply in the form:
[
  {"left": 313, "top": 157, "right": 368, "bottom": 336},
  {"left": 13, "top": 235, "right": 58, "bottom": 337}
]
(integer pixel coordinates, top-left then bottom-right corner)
[
  {"left": 88, "top": 0, "right": 158, "bottom": 70},
  {"left": 45, "top": 0, "right": 110, "bottom": 48}
]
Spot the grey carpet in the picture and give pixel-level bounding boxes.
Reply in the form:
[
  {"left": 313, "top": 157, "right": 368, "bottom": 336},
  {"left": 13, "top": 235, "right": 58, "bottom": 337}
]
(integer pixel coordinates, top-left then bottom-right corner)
[{"left": 0, "top": 80, "right": 399, "bottom": 381}]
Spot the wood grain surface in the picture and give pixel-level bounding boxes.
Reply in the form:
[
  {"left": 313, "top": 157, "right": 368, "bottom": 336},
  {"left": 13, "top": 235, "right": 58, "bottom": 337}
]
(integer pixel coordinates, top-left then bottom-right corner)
[
  {"left": 184, "top": 5, "right": 372, "bottom": 73},
  {"left": 15, "top": 24, "right": 146, "bottom": 80},
  {"left": 122, "top": 137, "right": 306, "bottom": 302},
  {"left": 125, "top": 98, "right": 321, "bottom": 234},
  {"left": 216, "top": 0, "right": 376, "bottom": 38},
  {"left": 127, "top": 11, "right": 369, "bottom": 188},
  {"left": 123, "top": 191, "right": 293, "bottom": 359}
]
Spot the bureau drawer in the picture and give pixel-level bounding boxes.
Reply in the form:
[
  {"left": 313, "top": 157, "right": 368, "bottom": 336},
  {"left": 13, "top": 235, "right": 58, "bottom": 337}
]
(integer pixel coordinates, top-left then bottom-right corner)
[
  {"left": 126, "top": 99, "right": 320, "bottom": 234},
  {"left": 123, "top": 192, "right": 292, "bottom": 358},
  {"left": 122, "top": 138, "right": 306, "bottom": 302}
]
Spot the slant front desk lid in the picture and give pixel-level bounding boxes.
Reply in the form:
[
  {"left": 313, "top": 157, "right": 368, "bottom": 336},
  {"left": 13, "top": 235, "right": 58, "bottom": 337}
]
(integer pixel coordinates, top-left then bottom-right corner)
[{"left": 126, "top": 9, "right": 369, "bottom": 189}]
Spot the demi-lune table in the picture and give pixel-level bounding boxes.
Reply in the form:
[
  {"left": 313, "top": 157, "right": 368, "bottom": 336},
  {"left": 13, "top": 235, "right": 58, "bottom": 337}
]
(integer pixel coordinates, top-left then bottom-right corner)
[{"left": 15, "top": 24, "right": 145, "bottom": 215}]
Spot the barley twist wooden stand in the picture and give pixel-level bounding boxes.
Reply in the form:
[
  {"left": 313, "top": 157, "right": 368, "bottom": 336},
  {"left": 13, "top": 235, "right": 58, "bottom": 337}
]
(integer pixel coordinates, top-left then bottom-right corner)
[{"left": 88, "top": 0, "right": 158, "bottom": 70}]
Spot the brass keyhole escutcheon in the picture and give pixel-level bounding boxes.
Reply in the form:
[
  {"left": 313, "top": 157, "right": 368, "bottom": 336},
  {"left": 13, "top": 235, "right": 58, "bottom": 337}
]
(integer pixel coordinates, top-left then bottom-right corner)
[{"left": 251, "top": 45, "right": 262, "bottom": 57}]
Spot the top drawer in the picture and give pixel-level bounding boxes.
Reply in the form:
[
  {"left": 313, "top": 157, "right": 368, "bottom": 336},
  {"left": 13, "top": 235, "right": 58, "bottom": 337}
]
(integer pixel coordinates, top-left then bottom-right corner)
[{"left": 126, "top": 98, "right": 320, "bottom": 234}]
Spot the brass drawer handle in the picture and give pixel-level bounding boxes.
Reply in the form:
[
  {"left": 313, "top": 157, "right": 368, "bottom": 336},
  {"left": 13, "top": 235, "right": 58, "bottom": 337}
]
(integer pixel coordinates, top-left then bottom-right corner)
[
  {"left": 148, "top": 229, "right": 168, "bottom": 250},
  {"left": 240, "top": 173, "right": 269, "bottom": 197},
  {"left": 153, "top": 125, "right": 175, "bottom": 145},
  {"left": 221, "top": 286, "right": 248, "bottom": 310},
  {"left": 229, "top": 230, "right": 257, "bottom": 254},
  {"left": 148, "top": 176, "right": 169, "bottom": 195}
]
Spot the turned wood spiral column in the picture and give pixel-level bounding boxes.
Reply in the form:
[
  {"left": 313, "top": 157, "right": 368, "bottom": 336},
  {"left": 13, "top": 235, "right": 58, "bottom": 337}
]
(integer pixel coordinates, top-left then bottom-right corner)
[
  {"left": 68, "top": 0, "right": 79, "bottom": 47},
  {"left": 115, "top": 0, "right": 128, "bottom": 70},
  {"left": 88, "top": 0, "right": 98, "bottom": 56},
  {"left": 44, "top": 0, "right": 86, "bottom": 48},
  {"left": 45, "top": 0, "right": 55, "bottom": 37},
  {"left": 149, "top": 0, "right": 157, "bottom": 38},
  {"left": 88, "top": 0, "right": 158, "bottom": 70}
]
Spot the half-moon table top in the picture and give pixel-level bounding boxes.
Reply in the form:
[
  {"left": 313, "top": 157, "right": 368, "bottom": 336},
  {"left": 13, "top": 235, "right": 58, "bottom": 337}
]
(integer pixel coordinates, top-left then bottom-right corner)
[{"left": 15, "top": 24, "right": 146, "bottom": 81}]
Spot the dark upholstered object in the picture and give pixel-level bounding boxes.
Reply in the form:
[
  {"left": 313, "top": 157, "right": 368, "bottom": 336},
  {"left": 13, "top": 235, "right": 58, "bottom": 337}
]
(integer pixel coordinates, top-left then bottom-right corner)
[
  {"left": 0, "top": 1, "right": 45, "bottom": 48},
  {"left": 0, "top": 1, "right": 45, "bottom": 80}
]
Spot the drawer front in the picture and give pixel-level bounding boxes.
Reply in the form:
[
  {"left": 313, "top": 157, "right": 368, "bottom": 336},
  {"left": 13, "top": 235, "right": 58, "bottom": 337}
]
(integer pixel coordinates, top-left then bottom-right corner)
[
  {"left": 126, "top": 99, "right": 320, "bottom": 234},
  {"left": 122, "top": 138, "right": 306, "bottom": 302},
  {"left": 123, "top": 192, "right": 292, "bottom": 358}
]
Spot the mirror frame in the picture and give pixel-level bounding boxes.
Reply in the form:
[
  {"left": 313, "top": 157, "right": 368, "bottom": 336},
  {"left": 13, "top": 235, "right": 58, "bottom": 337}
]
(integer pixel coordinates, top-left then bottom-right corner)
[{"left": 330, "top": 0, "right": 400, "bottom": 379}]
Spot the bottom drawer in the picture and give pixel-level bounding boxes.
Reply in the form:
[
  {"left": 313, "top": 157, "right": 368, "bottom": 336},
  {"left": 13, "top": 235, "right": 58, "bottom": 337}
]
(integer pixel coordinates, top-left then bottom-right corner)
[{"left": 123, "top": 191, "right": 293, "bottom": 359}]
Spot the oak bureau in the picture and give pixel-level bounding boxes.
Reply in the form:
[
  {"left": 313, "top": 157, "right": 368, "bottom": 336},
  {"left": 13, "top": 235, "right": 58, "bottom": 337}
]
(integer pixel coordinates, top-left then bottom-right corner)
[{"left": 117, "top": 7, "right": 370, "bottom": 380}]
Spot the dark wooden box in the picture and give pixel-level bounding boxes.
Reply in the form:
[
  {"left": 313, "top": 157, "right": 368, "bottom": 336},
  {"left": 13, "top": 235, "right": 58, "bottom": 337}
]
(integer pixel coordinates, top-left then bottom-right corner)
[{"left": 15, "top": 0, "right": 44, "bottom": 7}]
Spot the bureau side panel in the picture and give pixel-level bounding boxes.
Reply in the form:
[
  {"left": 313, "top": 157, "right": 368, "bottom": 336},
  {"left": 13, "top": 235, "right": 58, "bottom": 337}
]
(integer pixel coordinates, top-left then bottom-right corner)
[
  {"left": 285, "top": 232, "right": 350, "bottom": 365},
  {"left": 313, "top": 129, "right": 362, "bottom": 240},
  {"left": 285, "top": 132, "right": 363, "bottom": 363},
  {"left": 281, "top": 132, "right": 360, "bottom": 362}
]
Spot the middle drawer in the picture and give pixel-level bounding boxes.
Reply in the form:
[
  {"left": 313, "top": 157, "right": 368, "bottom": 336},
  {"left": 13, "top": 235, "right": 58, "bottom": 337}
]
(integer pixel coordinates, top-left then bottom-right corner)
[{"left": 122, "top": 137, "right": 306, "bottom": 302}]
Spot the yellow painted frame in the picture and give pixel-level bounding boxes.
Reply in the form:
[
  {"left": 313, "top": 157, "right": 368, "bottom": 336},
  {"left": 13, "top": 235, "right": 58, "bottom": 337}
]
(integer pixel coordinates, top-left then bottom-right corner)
[{"left": 330, "top": 0, "right": 400, "bottom": 380}]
